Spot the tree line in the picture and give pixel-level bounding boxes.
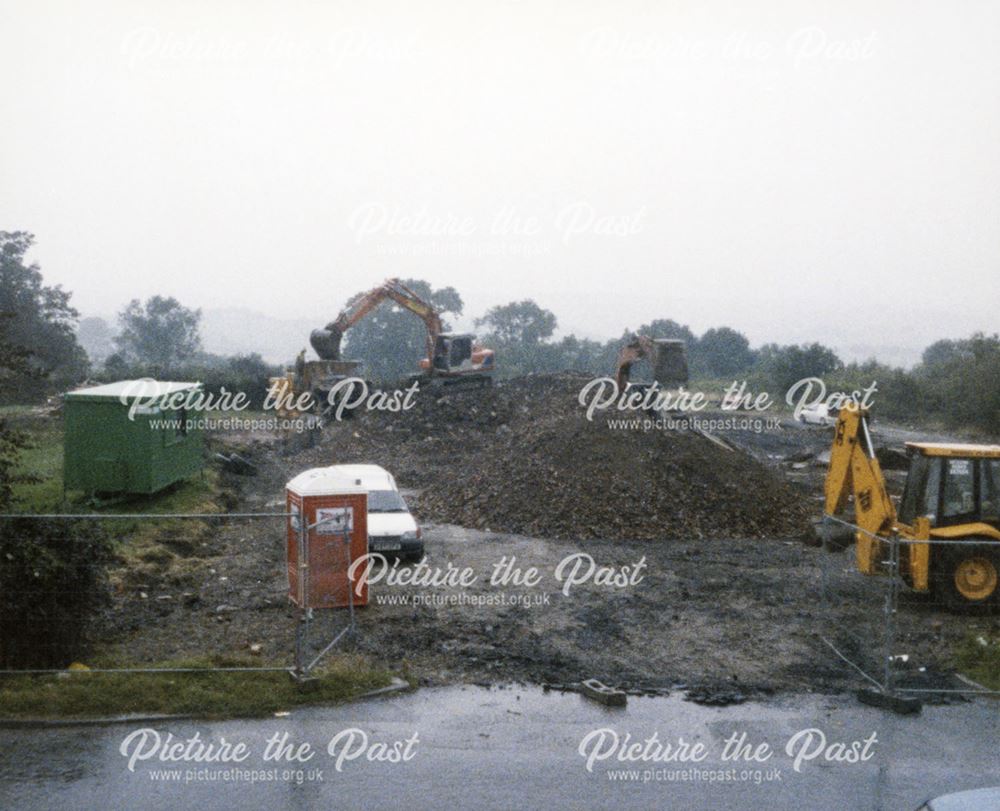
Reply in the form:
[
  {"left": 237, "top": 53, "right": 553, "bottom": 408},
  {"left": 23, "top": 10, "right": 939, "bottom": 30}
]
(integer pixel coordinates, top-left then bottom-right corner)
[{"left": 2, "top": 233, "right": 999, "bottom": 437}]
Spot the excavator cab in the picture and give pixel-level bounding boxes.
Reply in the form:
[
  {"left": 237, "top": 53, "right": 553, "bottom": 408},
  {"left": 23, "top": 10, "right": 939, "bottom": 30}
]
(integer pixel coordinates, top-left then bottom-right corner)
[
  {"left": 433, "top": 333, "right": 473, "bottom": 372},
  {"left": 425, "top": 333, "right": 494, "bottom": 383}
]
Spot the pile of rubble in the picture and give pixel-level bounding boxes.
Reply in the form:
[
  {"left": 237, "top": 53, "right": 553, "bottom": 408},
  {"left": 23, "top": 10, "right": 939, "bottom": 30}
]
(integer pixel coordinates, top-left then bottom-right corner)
[{"left": 320, "top": 374, "right": 813, "bottom": 540}]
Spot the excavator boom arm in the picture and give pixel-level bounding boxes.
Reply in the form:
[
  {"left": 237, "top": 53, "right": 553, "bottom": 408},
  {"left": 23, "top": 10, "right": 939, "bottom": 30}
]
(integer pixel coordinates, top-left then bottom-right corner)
[
  {"left": 311, "top": 278, "right": 443, "bottom": 360},
  {"left": 615, "top": 335, "right": 655, "bottom": 390},
  {"left": 824, "top": 405, "right": 897, "bottom": 538}
]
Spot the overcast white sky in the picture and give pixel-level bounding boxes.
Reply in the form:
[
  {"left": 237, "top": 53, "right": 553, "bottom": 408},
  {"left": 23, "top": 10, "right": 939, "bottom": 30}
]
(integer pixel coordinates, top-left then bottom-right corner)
[{"left": 1, "top": 0, "right": 998, "bottom": 364}]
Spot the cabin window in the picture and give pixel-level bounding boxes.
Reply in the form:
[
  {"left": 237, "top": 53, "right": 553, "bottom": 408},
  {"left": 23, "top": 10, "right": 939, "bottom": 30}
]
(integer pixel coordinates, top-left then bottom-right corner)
[
  {"left": 941, "top": 458, "right": 975, "bottom": 519},
  {"left": 923, "top": 458, "right": 941, "bottom": 524},
  {"left": 899, "top": 455, "right": 928, "bottom": 525},
  {"left": 980, "top": 459, "right": 1000, "bottom": 522},
  {"left": 450, "top": 337, "right": 472, "bottom": 365}
]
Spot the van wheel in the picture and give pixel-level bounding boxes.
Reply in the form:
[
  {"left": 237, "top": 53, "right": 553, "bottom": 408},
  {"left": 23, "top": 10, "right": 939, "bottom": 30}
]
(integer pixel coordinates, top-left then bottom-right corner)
[{"left": 938, "top": 543, "right": 1000, "bottom": 613}]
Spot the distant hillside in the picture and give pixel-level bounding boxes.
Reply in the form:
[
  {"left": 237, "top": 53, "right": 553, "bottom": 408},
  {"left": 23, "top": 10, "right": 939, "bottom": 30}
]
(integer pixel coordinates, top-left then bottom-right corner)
[{"left": 200, "top": 308, "right": 317, "bottom": 365}]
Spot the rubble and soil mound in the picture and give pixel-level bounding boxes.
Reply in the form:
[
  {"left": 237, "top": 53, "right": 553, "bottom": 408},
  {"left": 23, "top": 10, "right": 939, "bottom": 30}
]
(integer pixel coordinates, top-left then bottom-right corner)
[{"left": 317, "top": 373, "right": 811, "bottom": 540}]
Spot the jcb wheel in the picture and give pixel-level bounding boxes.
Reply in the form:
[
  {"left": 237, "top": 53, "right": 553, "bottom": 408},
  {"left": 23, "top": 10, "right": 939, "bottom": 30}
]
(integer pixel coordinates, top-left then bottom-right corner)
[{"left": 938, "top": 544, "right": 1000, "bottom": 613}]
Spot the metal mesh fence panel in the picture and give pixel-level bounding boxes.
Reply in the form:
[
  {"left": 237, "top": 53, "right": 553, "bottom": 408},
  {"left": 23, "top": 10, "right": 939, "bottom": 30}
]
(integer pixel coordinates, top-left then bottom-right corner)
[
  {"left": 0, "top": 512, "right": 348, "bottom": 675},
  {"left": 814, "top": 517, "right": 999, "bottom": 702}
]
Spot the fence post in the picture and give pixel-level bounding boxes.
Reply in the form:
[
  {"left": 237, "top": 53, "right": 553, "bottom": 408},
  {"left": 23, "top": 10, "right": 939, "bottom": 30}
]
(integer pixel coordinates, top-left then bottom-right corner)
[
  {"left": 294, "top": 511, "right": 309, "bottom": 677},
  {"left": 882, "top": 535, "right": 899, "bottom": 695},
  {"left": 346, "top": 525, "right": 356, "bottom": 637}
]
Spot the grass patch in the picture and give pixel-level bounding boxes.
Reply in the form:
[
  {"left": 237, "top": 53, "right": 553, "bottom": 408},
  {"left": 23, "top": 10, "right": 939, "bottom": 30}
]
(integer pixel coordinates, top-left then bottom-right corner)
[
  {"left": 7, "top": 410, "right": 64, "bottom": 512},
  {"left": 6, "top": 409, "right": 225, "bottom": 587},
  {"left": 0, "top": 654, "right": 393, "bottom": 719},
  {"left": 954, "top": 631, "right": 1000, "bottom": 691},
  {"left": 6, "top": 407, "right": 219, "bottom": 516}
]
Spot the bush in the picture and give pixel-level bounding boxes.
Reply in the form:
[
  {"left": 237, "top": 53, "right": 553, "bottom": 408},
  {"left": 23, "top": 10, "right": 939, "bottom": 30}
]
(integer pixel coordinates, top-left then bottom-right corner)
[
  {"left": 824, "top": 361, "right": 925, "bottom": 422},
  {"left": 96, "top": 352, "right": 280, "bottom": 410},
  {"left": 195, "top": 354, "right": 279, "bottom": 410},
  {"left": 927, "top": 334, "right": 1000, "bottom": 435},
  {"left": 754, "top": 342, "right": 842, "bottom": 395},
  {"left": 0, "top": 518, "right": 114, "bottom": 669}
]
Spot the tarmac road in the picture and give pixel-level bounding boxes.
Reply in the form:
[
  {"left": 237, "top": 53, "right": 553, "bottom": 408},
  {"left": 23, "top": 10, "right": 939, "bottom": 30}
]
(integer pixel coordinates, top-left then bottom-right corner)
[{"left": 1, "top": 686, "right": 997, "bottom": 811}]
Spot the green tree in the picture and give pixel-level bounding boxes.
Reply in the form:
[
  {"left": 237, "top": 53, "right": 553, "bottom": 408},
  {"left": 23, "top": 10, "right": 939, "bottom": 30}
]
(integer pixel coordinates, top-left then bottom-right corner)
[
  {"left": 0, "top": 315, "right": 35, "bottom": 507},
  {"left": 475, "top": 300, "right": 558, "bottom": 346},
  {"left": 0, "top": 231, "right": 87, "bottom": 398},
  {"left": 340, "top": 279, "right": 463, "bottom": 383},
  {"left": 0, "top": 297, "right": 114, "bottom": 669},
  {"left": 551, "top": 334, "right": 614, "bottom": 374},
  {"left": 691, "top": 326, "right": 755, "bottom": 378},
  {"left": 755, "top": 342, "right": 842, "bottom": 393},
  {"left": 920, "top": 338, "right": 968, "bottom": 369},
  {"left": 927, "top": 333, "right": 1000, "bottom": 434},
  {"left": 632, "top": 318, "right": 696, "bottom": 345},
  {"left": 115, "top": 296, "right": 201, "bottom": 370},
  {"left": 475, "top": 300, "right": 559, "bottom": 377}
]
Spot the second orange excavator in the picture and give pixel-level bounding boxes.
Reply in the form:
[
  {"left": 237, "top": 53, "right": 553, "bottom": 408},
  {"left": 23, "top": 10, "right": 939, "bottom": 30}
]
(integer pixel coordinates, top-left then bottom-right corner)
[{"left": 614, "top": 334, "right": 689, "bottom": 391}]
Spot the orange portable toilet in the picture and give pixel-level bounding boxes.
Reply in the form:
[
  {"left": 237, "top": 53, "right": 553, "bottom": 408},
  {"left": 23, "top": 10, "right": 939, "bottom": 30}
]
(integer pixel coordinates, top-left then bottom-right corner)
[{"left": 286, "top": 467, "right": 369, "bottom": 608}]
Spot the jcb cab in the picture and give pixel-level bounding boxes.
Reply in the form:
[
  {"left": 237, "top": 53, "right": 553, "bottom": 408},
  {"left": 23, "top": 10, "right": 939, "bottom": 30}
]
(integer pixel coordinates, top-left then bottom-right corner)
[{"left": 824, "top": 405, "right": 1000, "bottom": 611}]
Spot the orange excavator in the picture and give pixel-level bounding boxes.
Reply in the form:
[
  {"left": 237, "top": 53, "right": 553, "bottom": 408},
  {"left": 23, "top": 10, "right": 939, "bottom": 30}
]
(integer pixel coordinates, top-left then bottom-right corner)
[
  {"left": 270, "top": 279, "right": 496, "bottom": 416},
  {"left": 309, "top": 278, "right": 495, "bottom": 383}
]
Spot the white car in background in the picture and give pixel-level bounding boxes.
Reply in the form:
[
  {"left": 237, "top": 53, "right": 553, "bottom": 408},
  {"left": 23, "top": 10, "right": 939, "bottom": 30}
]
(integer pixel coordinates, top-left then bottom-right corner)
[
  {"left": 796, "top": 402, "right": 839, "bottom": 426},
  {"left": 328, "top": 464, "right": 424, "bottom": 561}
]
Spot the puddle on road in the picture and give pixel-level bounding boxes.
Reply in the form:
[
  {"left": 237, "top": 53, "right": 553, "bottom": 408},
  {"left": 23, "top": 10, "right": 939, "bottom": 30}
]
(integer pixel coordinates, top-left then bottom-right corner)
[{"left": 315, "top": 682, "right": 845, "bottom": 739}]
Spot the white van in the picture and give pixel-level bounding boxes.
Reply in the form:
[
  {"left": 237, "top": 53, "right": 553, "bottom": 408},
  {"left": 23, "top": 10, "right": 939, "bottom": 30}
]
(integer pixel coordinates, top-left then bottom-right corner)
[{"left": 326, "top": 464, "right": 423, "bottom": 561}]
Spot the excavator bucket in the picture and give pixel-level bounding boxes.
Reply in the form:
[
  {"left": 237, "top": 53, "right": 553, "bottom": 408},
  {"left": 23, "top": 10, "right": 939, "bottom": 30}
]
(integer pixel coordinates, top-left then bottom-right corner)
[
  {"left": 310, "top": 326, "right": 343, "bottom": 361},
  {"left": 650, "top": 339, "right": 689, "bottom": 386}
]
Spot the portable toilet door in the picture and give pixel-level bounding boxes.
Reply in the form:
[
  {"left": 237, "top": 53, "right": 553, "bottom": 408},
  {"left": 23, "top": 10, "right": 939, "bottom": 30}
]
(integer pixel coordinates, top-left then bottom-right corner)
[{"left": 286, "top": 467, "right": 369, "bottom": 608}]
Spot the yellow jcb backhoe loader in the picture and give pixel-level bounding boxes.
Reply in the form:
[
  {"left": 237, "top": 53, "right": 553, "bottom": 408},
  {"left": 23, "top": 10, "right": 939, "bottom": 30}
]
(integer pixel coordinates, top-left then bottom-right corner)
[{"left": 824, "top": 404, "right": 1000, "bottom": 611}]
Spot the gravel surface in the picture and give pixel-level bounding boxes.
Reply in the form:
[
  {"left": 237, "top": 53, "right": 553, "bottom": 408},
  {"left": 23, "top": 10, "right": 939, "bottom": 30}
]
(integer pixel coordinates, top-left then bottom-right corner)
[
  {"left": 90, "top": 374, "right": 989, "bottom": 701},
  {"left": 317, "top": 374, "right": 814, "bottom": 540}
]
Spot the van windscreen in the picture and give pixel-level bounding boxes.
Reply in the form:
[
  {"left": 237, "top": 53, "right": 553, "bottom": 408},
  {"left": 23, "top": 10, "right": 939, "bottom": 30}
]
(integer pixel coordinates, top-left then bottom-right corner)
[{"left": 368, "top": 490, "right": 408, "bottom": 513}]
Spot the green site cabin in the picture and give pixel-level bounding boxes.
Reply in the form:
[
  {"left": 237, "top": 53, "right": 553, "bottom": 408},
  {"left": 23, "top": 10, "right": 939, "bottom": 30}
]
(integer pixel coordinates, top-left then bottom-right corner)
[{"left": 63, "top": 380, "right": 205, "bottom": 496}]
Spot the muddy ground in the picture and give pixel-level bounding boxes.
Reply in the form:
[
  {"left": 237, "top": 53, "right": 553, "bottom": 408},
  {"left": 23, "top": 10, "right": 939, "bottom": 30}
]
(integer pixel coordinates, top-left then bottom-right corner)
[{"left": 96, "top": 379, "right": 998, "bottom": 702}]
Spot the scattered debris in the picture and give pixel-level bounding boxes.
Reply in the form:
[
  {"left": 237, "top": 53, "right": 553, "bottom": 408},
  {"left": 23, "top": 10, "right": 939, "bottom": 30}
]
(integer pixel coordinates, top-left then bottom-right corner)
[
  {"left": 683, "top": 686, "right": 748, "bottom": 707},
  {"left": 214, "top": 452, "right": 258, "bottom": 476},
  {"left": 856, "top": 688, "right": 922, "bottom": 715}
]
